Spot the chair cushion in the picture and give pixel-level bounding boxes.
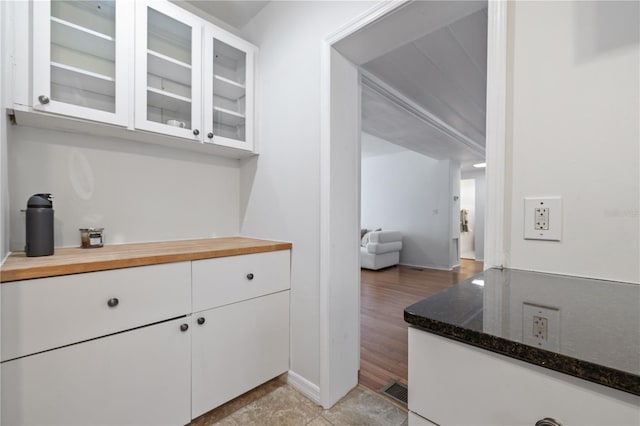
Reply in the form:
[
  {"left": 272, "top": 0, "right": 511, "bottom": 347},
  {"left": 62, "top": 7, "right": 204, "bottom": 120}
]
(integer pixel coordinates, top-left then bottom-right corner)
[
  {"left": 369, "top": 230, "right": 402, "bottom": 244},
  {"left": 361, "top": 228, "right": 382, "bottom": 246},
  {"left": 366, "top": 241, "right": 403, "bottom": 254}
]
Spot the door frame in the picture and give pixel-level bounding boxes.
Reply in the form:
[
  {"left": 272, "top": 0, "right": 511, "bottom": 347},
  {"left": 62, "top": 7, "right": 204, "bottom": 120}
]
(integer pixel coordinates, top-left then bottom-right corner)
[{"left": 318, "top": 0, "right": 508, "bottom": 408}]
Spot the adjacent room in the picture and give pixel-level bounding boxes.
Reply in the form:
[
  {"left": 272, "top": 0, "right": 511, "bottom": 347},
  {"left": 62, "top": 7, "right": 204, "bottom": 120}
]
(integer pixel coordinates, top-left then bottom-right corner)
[{"left": 354, "top": 4, "right": 488, "bottom": 399}]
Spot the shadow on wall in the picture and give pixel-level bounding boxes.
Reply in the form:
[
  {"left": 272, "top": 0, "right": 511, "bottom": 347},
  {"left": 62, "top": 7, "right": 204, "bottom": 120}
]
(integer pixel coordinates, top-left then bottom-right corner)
[
  {"left": 574, "top": 1, "right": 640, "bottom": 64},
  {"left": 239, "top": 155, "right": 258, "bottom": 230}
]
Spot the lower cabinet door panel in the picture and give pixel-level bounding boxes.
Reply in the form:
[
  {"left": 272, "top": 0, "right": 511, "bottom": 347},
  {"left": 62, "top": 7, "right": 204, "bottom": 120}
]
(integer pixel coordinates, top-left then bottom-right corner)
[
  {"left": 408, "top": 328, "right": 640, "bottom": 426},
  {"left": 2, "top": 317, "right": 191, "bottom": 426},
  {"left": 191, "top": 290, "right": 290, "bottom": 418}
]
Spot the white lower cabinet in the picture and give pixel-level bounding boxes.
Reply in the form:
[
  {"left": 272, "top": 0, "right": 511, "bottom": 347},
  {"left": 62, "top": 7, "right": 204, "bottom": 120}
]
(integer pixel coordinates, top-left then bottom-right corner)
[
  {"left": 2, "top": 317, "right": 191, "bottom": 426},
  {"left": 191, "top": 290, "right": 290, "bottom": 418},
  {"left": 408, "top": 328, "right": 640, "bottom": 426},
  {"left": 1, "top": 249, "right": 292, "bottom": 425}
]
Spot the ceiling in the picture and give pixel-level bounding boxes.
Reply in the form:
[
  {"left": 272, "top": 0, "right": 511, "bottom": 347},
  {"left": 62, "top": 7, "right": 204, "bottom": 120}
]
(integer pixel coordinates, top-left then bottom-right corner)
[
  {"left": 185, "top": 1, "right": 268, "bottom": 28},
  {"left": 361, "top": 83, "right": 482, "bottom": 163},
  {"left": 359, "top": 4, "right": 488, "bottom": 164}
]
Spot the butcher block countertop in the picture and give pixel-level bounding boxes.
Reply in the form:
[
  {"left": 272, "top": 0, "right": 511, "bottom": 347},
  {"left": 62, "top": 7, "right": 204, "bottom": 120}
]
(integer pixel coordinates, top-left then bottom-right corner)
[{"left": 1, "top": 237, "right": 292, "bottom": 283}]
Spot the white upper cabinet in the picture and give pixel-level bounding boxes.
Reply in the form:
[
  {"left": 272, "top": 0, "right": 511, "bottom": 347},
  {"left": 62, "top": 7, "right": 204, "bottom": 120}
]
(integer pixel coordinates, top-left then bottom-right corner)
[
  {"left": 32, "top": 0, "right": 131, "bottom": 126},
  {"left": 21, "top": 0, "right": 257, "bottom": 156},
  {"left": 134, "top": 1, "right": 202, "bottom": 140},
  {"left": 203, "top": 27, "right": 256, "bottom": 151}
]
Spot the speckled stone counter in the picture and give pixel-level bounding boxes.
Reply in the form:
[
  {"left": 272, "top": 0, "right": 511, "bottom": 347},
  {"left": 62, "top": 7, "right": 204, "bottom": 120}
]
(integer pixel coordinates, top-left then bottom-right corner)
[{"left": 404, "top": 268, "right": 640, "bottom": 395}]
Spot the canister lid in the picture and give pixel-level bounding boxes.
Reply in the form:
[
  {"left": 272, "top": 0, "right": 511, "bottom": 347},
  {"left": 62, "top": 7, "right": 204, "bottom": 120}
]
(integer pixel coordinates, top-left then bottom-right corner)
[{"left": 27, "top": 193, "right": 53, "bottom": 208}]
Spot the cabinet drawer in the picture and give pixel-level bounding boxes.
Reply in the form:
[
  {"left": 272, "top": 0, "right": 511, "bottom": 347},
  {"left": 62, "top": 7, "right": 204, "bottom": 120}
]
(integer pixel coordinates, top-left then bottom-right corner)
[
  {"left": 2, "top": 262, "right": 190, "bottom": 361},
  {"left": 192, "top": 250, "right": 290, "bottom": 312}
]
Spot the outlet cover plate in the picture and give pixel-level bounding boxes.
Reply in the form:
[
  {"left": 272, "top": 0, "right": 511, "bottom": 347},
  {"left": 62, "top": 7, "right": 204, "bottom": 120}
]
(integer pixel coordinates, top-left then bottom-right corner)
[
  {"left": 524, "top": 197, "right": 562, "bottom": 241},
  {"left": 522, "top": 303, "right": 560, "bottom": 351}
]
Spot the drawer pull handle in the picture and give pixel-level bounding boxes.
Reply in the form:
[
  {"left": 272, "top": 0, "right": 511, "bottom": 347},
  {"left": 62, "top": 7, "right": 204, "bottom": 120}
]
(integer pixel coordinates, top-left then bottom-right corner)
[
  {"left": 246, "top": 273, "right": 254, "bottom": 280},
  {"left": 535, "top": 418, "right": 562, "bottom": 426},
  {"left": 197, "top": 317, "right": 206, "bottom": 325},
  {"left": 107, "top": 298, "right": 119, "bottom": 308},
  {"left": 180, "top": 324, "right": 189, "bottom": 332}
]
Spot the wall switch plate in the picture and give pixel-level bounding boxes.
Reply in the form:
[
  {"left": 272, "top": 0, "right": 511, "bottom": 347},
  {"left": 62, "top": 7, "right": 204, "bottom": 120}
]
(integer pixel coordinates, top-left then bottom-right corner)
[
  {"left": 524, "top": 197, "right": 562, "bottom": 241},
  {"left": 522, "top": 303, "right": 560, "bottom": 351}
]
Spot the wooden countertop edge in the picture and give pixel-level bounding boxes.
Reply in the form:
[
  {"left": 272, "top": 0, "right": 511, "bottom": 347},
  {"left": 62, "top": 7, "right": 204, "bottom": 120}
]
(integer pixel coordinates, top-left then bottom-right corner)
[{"left": 1, "top": 242, "right": 292, "bottom": 283}]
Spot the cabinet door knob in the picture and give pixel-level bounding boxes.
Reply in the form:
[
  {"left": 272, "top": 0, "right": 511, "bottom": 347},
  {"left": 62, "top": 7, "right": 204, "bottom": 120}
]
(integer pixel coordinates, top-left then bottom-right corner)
[
  {"left": 207, "top": 132, "right": 214, "bottom": 139},
  {"left": 180, "top": 324, "right": 189, "bottom": 332},
  {"left": 246, "top": 273, "right": 254, "bottom": 280},
  {"left": 193, "top": 129, "right": 200, "bottom": 136},
  {"left": 197, "top": 317, "right": 205, "bottom": 325},
  {"left": 535, "top": 418, "right": 562, "bottom": 426},
  {"left": 107, "top": 298, "right": 119, "bottom": 308},
  {"left": 38, "top": 95, "right": 50, "bottom": 104}
]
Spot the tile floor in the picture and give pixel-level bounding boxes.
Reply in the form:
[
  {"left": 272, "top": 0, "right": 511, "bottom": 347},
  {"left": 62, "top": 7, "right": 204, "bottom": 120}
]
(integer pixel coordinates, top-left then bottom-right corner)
[{"left": 190, "top": 377, "right": 408, "bottom": 426}]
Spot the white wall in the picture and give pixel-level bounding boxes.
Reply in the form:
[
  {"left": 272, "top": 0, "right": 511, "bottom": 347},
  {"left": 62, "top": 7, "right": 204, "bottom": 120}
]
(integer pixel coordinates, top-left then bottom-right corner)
[
  {"left": 8, "top": 126, "right": 240, "bottom": 250},
  {"left": 507, "top": 1, "right": 639, "bottom": 284},
  {"left": 238, "top": 0, "right": 375, "bottom": 397},
  {"left": 462, "top": 169, "right": 486, "bottom": 261},
  {"left": 320, "top": 47, "right": 361, "bottom": 407},
  {"left": 0, "top": 0, "right": 7, "bottom": 262},
  {"left": 361, "top": 134, "right": 456, "bottom": 270},
  {"left": 0, "top": 2, "right": 5, "bottom": 420}
]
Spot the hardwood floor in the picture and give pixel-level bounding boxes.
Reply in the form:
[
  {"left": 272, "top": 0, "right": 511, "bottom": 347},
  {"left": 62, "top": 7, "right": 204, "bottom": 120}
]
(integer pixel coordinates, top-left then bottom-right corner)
[{"left": 358, "top": 259, "right": 484, "bottom": 394}]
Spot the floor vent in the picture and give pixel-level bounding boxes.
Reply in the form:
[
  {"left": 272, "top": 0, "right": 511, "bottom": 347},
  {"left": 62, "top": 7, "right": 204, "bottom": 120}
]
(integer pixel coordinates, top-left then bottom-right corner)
[{"left": 381, "top": 380, "right": 408, "bottom": 405}]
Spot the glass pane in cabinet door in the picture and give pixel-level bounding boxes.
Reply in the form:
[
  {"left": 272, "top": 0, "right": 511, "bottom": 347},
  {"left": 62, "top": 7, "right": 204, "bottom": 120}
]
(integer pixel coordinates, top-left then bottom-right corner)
[
  {"left": 212, "top": 39, "right": 246, "bottom": 142},
  {"left": 49, "top": 1, "right": 116, "bottom": 112},
  {"left": 146, "top": 8, "right": 193, "bottom": 129}
]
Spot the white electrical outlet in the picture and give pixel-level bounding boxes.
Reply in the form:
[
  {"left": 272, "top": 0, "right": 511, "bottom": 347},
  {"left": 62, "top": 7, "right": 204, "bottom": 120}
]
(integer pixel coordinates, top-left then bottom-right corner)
[
  {"left": 534, "top": 208, "right": 549, "bottom": 230},
  {"left": 524, "top": 197, "right": 562, "bottom": 241},
  {"left": 532, "top": 316, "right": 548, "bottom": 340},
  {"left": 522, "top": 303, "right": 560, "bottom": 351}
]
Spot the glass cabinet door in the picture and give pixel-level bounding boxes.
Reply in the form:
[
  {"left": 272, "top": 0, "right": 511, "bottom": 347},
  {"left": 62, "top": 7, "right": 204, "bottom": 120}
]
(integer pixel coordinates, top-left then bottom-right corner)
[
  {"left": 32, "top": 0, "right": 130, "bottom": 126},
  {"left": 204, "top": 28, "right": 255, "bottom": 151},
  {"left": 134, "top": 1, "right": 201, "bottom": 140}
]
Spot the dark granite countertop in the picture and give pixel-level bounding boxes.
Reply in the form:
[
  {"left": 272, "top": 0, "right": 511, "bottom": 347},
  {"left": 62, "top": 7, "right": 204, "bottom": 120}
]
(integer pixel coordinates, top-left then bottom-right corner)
[{"left": 404, "top": 268, "right": 640, "bottom": 395}]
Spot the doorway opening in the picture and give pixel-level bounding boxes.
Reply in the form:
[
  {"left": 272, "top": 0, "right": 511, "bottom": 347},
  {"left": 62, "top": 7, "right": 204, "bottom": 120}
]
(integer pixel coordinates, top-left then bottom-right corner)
[
  {"left": 320, "top": 0, "right": 506, "bottom": 408},
  {"left": 351, "top": 2, "right": 489, "bottom": 399}
]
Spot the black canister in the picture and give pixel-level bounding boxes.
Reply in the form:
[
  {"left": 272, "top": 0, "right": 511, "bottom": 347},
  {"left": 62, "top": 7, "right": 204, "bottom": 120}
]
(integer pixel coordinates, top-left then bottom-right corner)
[{"left": 25, "top": 193, "right": 54, "bottom": 257}]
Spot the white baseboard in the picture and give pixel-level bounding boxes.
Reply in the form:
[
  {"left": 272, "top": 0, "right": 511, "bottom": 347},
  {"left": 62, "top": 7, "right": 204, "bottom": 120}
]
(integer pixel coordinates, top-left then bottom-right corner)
[
  {"left": 400, "top": 262, "right": 453, "bottom": 271},
  {"left": 287, "top": 370, "right": 320, "bottom": 404}
]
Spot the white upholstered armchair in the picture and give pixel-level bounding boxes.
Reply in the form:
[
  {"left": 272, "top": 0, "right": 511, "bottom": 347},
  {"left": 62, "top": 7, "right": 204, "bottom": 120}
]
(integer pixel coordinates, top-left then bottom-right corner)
[{"left": 360, "top": 230, "right": 403, "bottom": 270}]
